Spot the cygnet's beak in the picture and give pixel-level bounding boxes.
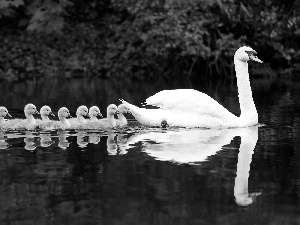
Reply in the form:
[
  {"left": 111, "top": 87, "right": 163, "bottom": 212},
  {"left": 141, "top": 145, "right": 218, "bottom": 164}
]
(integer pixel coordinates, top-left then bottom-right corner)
[
  {"left": 85, "top": 113, "right": 90, "bottom": 118},
  {"left": 6, "top": 113, "right": 12, "bottom": 117},
  {"left": 115, "top": 110, "right": 120, "bottom": 114},
  {"left": 35, "top": 110, "right": 40, "bottom": 114},
  {"left": 68, "top": 113, "right": 73, "bottom": 118},
  {"left": 50, "top": 112, "right": 55, "bottom": 117},
  {"left": 98, "top": 112, "right": 103, "bottom": 118}
]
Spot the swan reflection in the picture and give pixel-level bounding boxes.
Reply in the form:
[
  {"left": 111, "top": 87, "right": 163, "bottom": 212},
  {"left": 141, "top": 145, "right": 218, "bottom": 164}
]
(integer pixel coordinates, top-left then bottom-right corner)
[{"left": 123, "top": 126, "right": 260, "bottom": 207}]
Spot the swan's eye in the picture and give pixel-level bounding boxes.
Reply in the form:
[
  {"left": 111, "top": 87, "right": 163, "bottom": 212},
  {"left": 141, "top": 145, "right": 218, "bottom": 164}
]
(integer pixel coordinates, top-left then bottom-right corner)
[{"left": 245, "top": 50, "right": 257, "bottom": 57}]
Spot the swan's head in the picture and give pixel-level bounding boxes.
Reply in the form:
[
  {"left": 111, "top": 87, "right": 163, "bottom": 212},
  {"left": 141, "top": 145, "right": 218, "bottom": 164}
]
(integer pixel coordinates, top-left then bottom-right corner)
[
  {"left": 117, "top": 104, "right": 129, "bottom": 114},
  {"left": 89, "top": 106, "right": 103, "bottom": 118},
  {"left": 0, "top": 107, "right": 11, "bottom": 118},
  {"left": 76, "top": 105, "right": 90, "bottom": 118},
  {"left": 58, "top": 107, "right": 71, "bottom": 119},
  {"left": 107, "top": 104, "right": 118, "bottom": 116},
  {"left": 24, "top": 103, "right": 39, "bottom": 116},
  {"left": 234, "top": 46, "right": 263, "bottom": 63},
  {"left": 40, "top": 105, "right": 55, "bottom": 117}
]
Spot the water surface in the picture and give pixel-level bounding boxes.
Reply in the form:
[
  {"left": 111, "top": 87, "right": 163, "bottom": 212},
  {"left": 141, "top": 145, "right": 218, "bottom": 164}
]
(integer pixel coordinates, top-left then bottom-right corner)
[{"left": 0, "top": 77, "right": 299, "bottom": 225}]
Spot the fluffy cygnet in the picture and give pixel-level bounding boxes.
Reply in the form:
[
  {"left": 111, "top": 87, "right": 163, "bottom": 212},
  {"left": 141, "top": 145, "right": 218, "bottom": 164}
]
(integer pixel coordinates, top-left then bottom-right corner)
[
  {"left": 40, "top": 105, "right": 55, "bottom": 121},
  {"left": 54, "top": 107, "right": 72, "bottom": 130},
  {"left": 69, "top": 105, "right": 90, "bottom": 129},
  {"left": 4, "top": 103, "right": 39, "bottom": 130},
  {"left": 97, "top": 104, "right": 119, "bottom": 129},
  {"left": 89, "top": 106, "right": 103, "bottom": 122},
  {"left": 116, "top": 104, "right": 129, "bottom": 127},
  {"left": 0, "top": 107, "right": 12, "bottom": 128}
]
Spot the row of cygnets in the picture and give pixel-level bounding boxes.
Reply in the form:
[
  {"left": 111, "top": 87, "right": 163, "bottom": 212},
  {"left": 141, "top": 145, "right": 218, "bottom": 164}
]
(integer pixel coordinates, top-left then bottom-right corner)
[{"left": 0, "top": 103, "right": 130, "bottom": 130}]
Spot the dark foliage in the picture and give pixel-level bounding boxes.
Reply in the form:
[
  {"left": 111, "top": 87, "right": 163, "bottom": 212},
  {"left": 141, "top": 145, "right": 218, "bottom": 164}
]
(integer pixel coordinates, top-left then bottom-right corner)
[{"left": 0, "top": 0, "right": 299, "bottom": 80}]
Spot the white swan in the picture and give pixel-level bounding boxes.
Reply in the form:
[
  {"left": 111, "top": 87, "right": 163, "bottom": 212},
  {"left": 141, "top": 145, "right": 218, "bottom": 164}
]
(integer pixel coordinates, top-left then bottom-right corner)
[
  {"left": 3, "top": 103, "right": 39, "bottom": 130},
  {"left": 121, "top": 46, "right": 263, "bottom": 128},
  {"left": 0, "top": 107, "right": 12, "bottom": 126},
  {"left": 116, "top": 104, "right": 129, "bottom": 127}
]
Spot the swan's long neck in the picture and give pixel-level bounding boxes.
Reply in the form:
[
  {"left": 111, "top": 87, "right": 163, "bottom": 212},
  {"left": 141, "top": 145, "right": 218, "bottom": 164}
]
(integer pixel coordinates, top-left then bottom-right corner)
[{"left": 234, "top": 59, "right": 258, "bottom": 124}]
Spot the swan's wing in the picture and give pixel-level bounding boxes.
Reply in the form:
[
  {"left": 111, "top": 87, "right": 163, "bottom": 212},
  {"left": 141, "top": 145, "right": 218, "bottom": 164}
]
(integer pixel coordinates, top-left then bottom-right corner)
[{"left": 145, "top": 89, "right": 234, "bottom": 119}]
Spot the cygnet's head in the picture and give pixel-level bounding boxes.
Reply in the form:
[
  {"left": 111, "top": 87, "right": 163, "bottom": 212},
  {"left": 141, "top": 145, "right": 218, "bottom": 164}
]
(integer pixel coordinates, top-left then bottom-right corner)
[
  {"left": 0, "top": 106, "right": 11, "bottom": 118},
  {"left": 89, "top": 106, "right": 103, "bottom": 118},
  {"left": 58, "top": 107, "right": 71, "bottom": 119},
  {"left": 107, "top": 104, "right": 118, "bottom": 116},
  {"left": 234, "top": 46, "right": 263, "bottom": 63},
  {"left": 40, "top": 105, "right": 55, "bottom": 117},
  {"left": 76, "top": 105, "right": 89, "bottom": 118},
  {"left": 117, "top": 104, "right": 129, "bottom": 114},
  {"left": 24, "top": 103, "right": 39, "bottom": 116}
]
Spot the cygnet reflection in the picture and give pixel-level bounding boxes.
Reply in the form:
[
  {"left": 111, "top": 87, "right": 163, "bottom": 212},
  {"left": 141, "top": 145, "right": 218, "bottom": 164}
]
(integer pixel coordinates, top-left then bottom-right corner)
[
  {"left": 39, "top": 132, "right": 54, "bottom": 147},
  {"left": 0, "top": 133, "right": 9, "bottom": 149},
  {"left": 24, "top": 131, "right": 37, "bottom": 150},
  {"left": 58, "top": 130, "right": 70, "bottom": 149}
]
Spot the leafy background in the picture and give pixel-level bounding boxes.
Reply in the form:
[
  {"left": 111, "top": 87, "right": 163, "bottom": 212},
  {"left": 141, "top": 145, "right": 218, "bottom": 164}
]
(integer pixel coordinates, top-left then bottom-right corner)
[{"left": 0, "top": 0, "right": 299, "bottom": 81}]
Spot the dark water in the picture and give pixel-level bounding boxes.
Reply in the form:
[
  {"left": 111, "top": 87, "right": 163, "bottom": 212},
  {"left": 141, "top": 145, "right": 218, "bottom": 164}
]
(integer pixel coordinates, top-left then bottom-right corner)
[{"left": 0, "top": 77, "right": 300, "bottom": 225}]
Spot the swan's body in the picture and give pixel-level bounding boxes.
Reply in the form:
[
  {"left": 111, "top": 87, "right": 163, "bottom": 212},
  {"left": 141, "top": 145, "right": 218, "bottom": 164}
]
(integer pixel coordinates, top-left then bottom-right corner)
[
  {"left": 0, "top": 107, "right": 12, "bottom": 129},
  {"left": 69, "top": 105, "right": 90, "bottom": 129},
  {"left": 122, "top": 46, "right": 262, "bottom": 128},
  {"left": 4, "top": 103, "right": 39, "bottom": 130},
  {"left": 116, "top": 104, "right": 129, "bottom": 127},
  {"left": 97, "top": 104, "right": 119, "bottom": 129}
]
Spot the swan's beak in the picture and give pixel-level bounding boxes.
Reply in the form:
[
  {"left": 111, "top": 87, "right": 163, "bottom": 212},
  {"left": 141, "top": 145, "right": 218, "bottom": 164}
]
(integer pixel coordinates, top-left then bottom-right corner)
[
  {"left": 85, "top": 113, "right": 90, "bottom": 118},
  {"left": 98, "top": 113, "right": 103, "bottom": 118},
  {"left": 6, "top": 113, "right": 12, "bottom": 117},
  {"left": 249, "top": 55, "right": 263, "bottom": 63},
  {"left": 68, "top": 114, "right": 73, "bottom": 118},
  {"left": 115, "top": 110, "right": 120, "bottom": 114},
  {"left": 50, "top": 112, "right": 55, "bottom": 117},
  {"left": 35, "top": 110, "right": 40, "bottom": 114}
]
